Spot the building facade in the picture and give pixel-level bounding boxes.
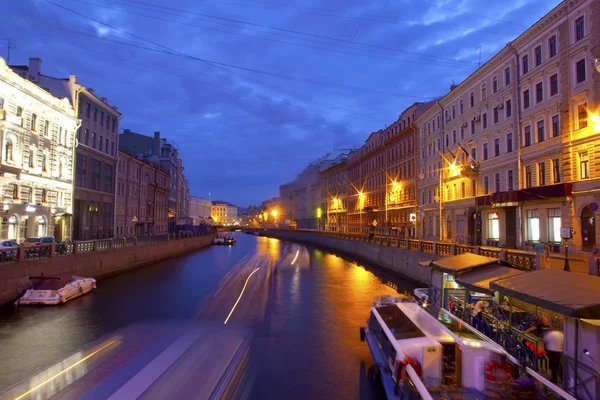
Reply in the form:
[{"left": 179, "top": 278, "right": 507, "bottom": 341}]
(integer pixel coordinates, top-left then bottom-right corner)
[
  {"left": 188, "top": 196, "right": 212, "bottom": 225},
  {"left": 115, "top": 151, "right": 169, "bottom": 236},
  {"left": 11, "top": 58, "right": 122, "bottom": 240},
  {"left": 119, "top": 130, "right": 186, "bottom": 233},
  {"left": 320, "top": 159, "right": 348, "bottom": 232},
  {"left": 0, "top": 57, "right": 78, "bottom": 241},
  {"left": 211, "top": 202, "right": 238, "bottom": 225}
]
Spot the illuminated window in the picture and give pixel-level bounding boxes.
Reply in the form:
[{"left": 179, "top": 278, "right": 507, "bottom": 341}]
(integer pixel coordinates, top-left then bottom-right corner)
[
  {"left": 578, "top": 103, "right": 588, "bottom": 129},
  {"left": 527, "top": 210, "right": 540, "bottom": 241},
  {"left": 487, "top": 212, "right": 499, "bottom": 240},
  {"left": 580, "top": 152, "right": 589, "bottom": 179},
  {"left": 548, "top": 208, "right": 561, "bottom": 243}
]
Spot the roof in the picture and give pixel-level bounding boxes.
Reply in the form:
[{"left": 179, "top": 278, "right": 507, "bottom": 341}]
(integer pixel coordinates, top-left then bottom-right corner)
[
  {"left": 490, "top": 269, "right": 600, "bottom": 319},
  {"left": 429, "top": 253, "right": 504, "bottom": 275},
  {"left": 455, "top": 265, "right": 527, "bottom": 295}
]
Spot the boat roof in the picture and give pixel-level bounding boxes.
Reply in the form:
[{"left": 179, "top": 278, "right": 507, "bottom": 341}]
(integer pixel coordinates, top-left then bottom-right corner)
[
  {"left": 428, "top": 253, "right": 507, "bottom": 275},
  {"left": 398, "top": 303, "right": 456, "bottom": 343},
  {"left": 490, "top": 269, "right": 600, "bottom": 319},
  {"left": 455, "top": 265, "right": 527, "bottom": 294}
]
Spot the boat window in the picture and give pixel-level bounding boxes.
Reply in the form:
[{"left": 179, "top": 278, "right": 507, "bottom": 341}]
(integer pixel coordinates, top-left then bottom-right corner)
[{"left": 376, "top": 305, "right": 426, "bottom": 340}]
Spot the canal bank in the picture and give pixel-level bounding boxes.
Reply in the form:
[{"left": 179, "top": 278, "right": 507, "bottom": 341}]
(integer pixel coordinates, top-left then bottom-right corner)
[
  {"left": 0, "top": 233, "right": 215, "bottom": 306},
  {"left": 246, "top": 229, "right": 439, "bottom": 285}
]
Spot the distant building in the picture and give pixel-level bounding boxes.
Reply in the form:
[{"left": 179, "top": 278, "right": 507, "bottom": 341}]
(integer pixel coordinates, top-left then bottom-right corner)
[
  {"left": 280, "top": 150, "right": 350, "bottom": 230},
  {"left": 188, "top": 196, "right": 212, "bottom": 225},
  {"left": 10, "top": 57, "right": 122, "bottom": 240},
  {"left": 211, "top": 201, "right": 238, "bottom": 225},
  {"left": 115, "top": 151, "right": 170, "bottom": 236},
  {"left": 0, "top": 57, "right": 79, "bottom": 241},
  {"left": 319, "top": 160, "right": 347, "bottom": 232},
  {"left": 119, "top": 130, "right": 187, "bottom": 233}
]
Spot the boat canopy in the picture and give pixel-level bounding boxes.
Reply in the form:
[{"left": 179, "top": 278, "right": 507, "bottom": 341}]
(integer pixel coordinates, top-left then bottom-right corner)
[
  {"left": 429, "top": 253, "right": 507, "bottom": 275},
  {"left": 455, "top": 265, "right": 527, "bottom": 295},
  {"left": 490, "top": 269, "right": 600, "bottom": 319}
]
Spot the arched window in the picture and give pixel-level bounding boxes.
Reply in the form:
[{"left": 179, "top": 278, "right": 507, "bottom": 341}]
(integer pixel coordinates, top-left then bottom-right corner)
[
  {"left": 41, "top": 154, "right": 47, "bottom": 172},
  {"left": 5, "top": 139, "right": 13, "bottom": 161},
  {"left": 58, "top": 157, "right": 65, "bottom": 178},
  {"left": 28, "top": 151, "right": 34, "bottom": 168}
]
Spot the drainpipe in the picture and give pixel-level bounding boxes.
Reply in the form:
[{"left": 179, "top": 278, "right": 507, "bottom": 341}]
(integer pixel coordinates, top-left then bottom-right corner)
[
  {"left": 437, "top": 101, "right": 445, "bottom": 241},
  {"left": 509, "top": 43, "right": 524, "bottom": 248},
  {"left": 70, "top": 86, "right": 84, "bottom": 242}
]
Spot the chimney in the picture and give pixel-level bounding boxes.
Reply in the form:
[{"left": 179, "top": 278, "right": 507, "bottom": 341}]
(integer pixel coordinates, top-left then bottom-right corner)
[
  {"left": 153, "top": 131, "right": 161, "bottom": 155},
  {"left": 28, "top": 58, "right": 42, "bottom": 81}
]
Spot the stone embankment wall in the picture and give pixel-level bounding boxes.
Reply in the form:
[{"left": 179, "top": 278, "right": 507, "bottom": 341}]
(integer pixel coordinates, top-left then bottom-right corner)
[
  {"left": 0, "top": 234, "right": 215, "bottom": 306},
  {"left": 250, "top": 229, "right": 438, "bottom": 285}
]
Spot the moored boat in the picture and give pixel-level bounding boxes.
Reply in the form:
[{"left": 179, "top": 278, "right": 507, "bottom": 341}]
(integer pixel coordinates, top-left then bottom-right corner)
[
  {"left": 16, "top": 275, "right": 96, "bottom": 305},
  {"left": 361, "top": 296, "right": 560, "bottom": 399}
]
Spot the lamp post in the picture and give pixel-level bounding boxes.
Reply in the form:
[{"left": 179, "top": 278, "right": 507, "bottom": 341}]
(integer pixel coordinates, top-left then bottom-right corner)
[{"left": 358, "top": 191, "right": 365, "bottom": 236}]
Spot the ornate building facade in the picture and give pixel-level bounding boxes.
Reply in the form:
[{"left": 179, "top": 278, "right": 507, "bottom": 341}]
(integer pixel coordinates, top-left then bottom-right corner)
[{"left": 0, "top": 57, "right": 78, "bottom": 241}]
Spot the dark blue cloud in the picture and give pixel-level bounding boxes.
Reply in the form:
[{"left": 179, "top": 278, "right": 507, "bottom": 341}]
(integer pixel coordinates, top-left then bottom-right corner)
[{"left": 2, "top": 0, "right": 561, "bottom": 206}]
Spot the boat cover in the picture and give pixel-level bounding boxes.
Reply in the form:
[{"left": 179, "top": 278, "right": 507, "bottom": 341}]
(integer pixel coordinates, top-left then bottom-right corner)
[
  {"left": 455, "top": 265, "right": 526, "bottom": 294},
  {"left": 490, "top": 269, "right": 600, "bottom": 319},
  {"left": 430, "top": 253, "right": 505, "bottom": 275}
]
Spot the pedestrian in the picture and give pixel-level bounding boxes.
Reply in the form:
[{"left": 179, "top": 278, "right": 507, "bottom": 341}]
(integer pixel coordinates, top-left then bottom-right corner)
[{"left": 542, "top": 327, "right": 564, "bottom": 384}]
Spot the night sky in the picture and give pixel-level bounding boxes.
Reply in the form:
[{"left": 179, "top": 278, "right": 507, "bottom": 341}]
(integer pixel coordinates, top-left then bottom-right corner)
[{"left": 2, "top": 0, "right": 561, "bottom": 206}]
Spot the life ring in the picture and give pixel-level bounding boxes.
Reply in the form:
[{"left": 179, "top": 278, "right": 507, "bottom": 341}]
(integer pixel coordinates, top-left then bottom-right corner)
[
  {"left": 485, "top": 361, "right": 513, "bottom": 382},
  {"left": 399, "top": 357, "right": 422, "bottom": 381}
]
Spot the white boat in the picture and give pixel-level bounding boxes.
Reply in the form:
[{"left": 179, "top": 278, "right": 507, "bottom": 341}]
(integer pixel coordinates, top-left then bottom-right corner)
[
  {"left": 361, "top": 297, "right": 547, "bottom": 399},
  {"left": 16, "top": 275, "right": 96, "bottom": 305},
  {"left": 212, "top": 233, "right": 235, "bottom": 245}
]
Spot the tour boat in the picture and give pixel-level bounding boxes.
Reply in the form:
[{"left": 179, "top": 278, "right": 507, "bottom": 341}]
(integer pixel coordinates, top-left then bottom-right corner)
[
  {"left": 361, "top": 297, "right": 532, "bottom": 399},
  {"left": 15, "top": 276, "right": 97, "bottom": 305}
]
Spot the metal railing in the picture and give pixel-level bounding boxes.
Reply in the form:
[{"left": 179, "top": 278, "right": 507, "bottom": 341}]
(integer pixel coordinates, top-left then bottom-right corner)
[
  {"left": 0, "top": 231, "right": 216, "bottom": 264},
  {"left": 251, "top": 228, "right": 537, "bottom": 270}
]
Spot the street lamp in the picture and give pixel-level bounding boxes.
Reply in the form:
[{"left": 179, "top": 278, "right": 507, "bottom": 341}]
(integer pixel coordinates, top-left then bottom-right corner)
[{"left": 358, "top": 191, "right": 365, "bottom": 236}]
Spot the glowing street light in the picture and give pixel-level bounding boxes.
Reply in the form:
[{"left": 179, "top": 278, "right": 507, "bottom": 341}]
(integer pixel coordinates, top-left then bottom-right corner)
[
  {"left": 591, "top": 114, "right": 600, "bottom": 133},
  {"left": 271, "top": 209, "right": 278, "bottom": 218}
]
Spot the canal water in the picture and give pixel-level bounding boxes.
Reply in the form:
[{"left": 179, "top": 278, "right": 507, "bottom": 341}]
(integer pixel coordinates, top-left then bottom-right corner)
[{"left": 0, "top": 233, "right": 416, "bottom": 398}]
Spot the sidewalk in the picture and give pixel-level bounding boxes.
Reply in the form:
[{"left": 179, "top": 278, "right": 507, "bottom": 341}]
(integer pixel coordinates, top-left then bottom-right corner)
[{"left": 547, "top": 252, "right": 591, "bottom": 275}]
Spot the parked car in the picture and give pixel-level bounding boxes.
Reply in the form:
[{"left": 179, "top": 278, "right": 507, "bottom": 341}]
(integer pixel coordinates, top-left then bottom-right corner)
[
  {"left": 22, "top": 237, "right": 67, "bottom": 256},
  {"left": 0, "top": 240, "right": 19, "bottom": 261}
]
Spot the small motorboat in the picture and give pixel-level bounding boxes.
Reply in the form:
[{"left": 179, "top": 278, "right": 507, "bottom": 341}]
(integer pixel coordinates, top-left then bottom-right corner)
[
  {"left": 225, "top": 236, "right": 236, "bottom": 245},
  {"left": 16, "top": 275, "right": 96, "bottom": 305}
]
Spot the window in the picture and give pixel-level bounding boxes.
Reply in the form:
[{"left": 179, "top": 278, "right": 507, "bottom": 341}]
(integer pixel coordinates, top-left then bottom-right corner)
[
  {"left": 85, "top": 102, "right": 90, "bottom": 118},
  {"left": 537, "top": 120, "right": 545, "bottom": 142},
  {"left": 104, "top": 164, "right": 113, "bottom": 193},
  {"left": 536, "top": 82, "right": 543, "bottom": 103},
  {"left": 488, "top": 212, "right": 499, "bottom": 240},
  {"left": 548, "top": 208, "right": 561, "bottom": 243},
  {"left": 41, "top": 154, "right": 47, "bottom": 171},
  {"left": 507, "top": 170, "right": 514, "bottom": 191},
  {"left": 523, "top": 55, "right": 529, "bottom": 74},
  {"left": 538, "top": 162, "right": 546, "bottom": 186},
  {"left": 5, "top": 139, "right": 13, "bottom": 161},
  {"left": 552, "top": 115, "right": 560, "bottom": 137},
  {"left": 576, "top": 59, "right": 586, "bottom": 83},
  {"left": 100, "top": 112, "right": 104, "bottom": 126},
  {"left": 44, "top": 120, "right": 49, "bottom": 136},
  {"left": 483, "top": 143, "right": 488, "bottom": 160},
  {"left": 91, "top": 131, "right": 96, "bottom": 147},
  {"left": 99, "top": 136, "right": 103, "bottom": 152},
  {"left": 504, "top": 67, "right": 511, "bottom": 85},
  {"left": 506, "top": 99, "right": 512, "bottom": 118},
  {"left": 28, "top": 151, "right": 34, "bottom": 168},
  {"left": 460, "top": 126, "right": 464, "bottom": 140},
  {"left": 112, "top": 118, "right": 116, "bottom": 132},
  {"left": 471, "top": 148, "right": 476, "bottom": 161},
  {"left": 549, "top": 35, "right": 557, "bottom": 57},
  {"left": 527, "top": 209, "right": 540, "bottom": 242},
  {"left": 493, "top": 77, "right": 498, "bottom": 93},
  {"left": 494, "top": 173, "right": 500, "bottom": 193},
  {"left": 507, "top": 133, "right": 513, "bottom": 153},
  {"left": 575, "top": 16, "right": 584, "bottom": 41},
  {"left": 524, "top": 126, "right": 531, "bottom": 146},
  {"left": 452, "top": 130, "right": 456, "bottom": 144},
  {"left": 84, "top": 128, "right": 89, "bottom": 145},
  {"left": 494, "top": 138, "right": 500, "bottom": 157},
  {"left": 30, "top": 114, "right": 37, "bottom": 131},
  {"left": 16, "top": 107, "right": 22, "bottom": 117},
  {"left": 461, "top": 182, "right": 466, "bottom": 198},
  {"left": 76, "top": 153, "right": 87, "bottom": 188},
  {"left": 91, "top": 159, "right": 101, "bottom": 190},
  {"left": 552, "top": 158, "right": 560, "bottom": 183},
  {"left": 523, "top": 89, "right": 530, "bottom": 109},
  {"left": 470, "top": 92, "right": 474, "bottom": 107},
  {"left": 580, "top": 152, "right": 589, "bottom": 179},
  {"left": 578, "top": 103, "right": 588, "bottom": 129},
  {"left": 471, "top": 119, "right": 476, "bottom": 136},
  {"left": 452, "top": 106, "right": 456, "bottom": 119},
  {"left": 471, "top": 179, "right": 476, "bottom": 196},
  {"left": 93, "top": 107, "right": 98, "bottom": 122},
  {"left": 481, "top": 85, "right": 486, "bottom": 100},
  {"left": 493, "top": 107, "right": 499, "bottom": 124},
  {"left": 483, "top": 176, "right": 489, "bottom": 194},
  {"left": 535, "top": 46, "right": 542, "bottom": 66},
  {"left": 525, "top": 165, "right": 532, "bottom": 188},
  {"left": 482, "top": 113, "right": 487, "bottom": 129},
  {"left": 550, "top": 74, "right": 558, "bottom": 96},
  {"left": 460, "top": 100, "right": 464, "bottom": 114},
  {"left": 105, "top": 138, "right": 109, "bottom": 154}
]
